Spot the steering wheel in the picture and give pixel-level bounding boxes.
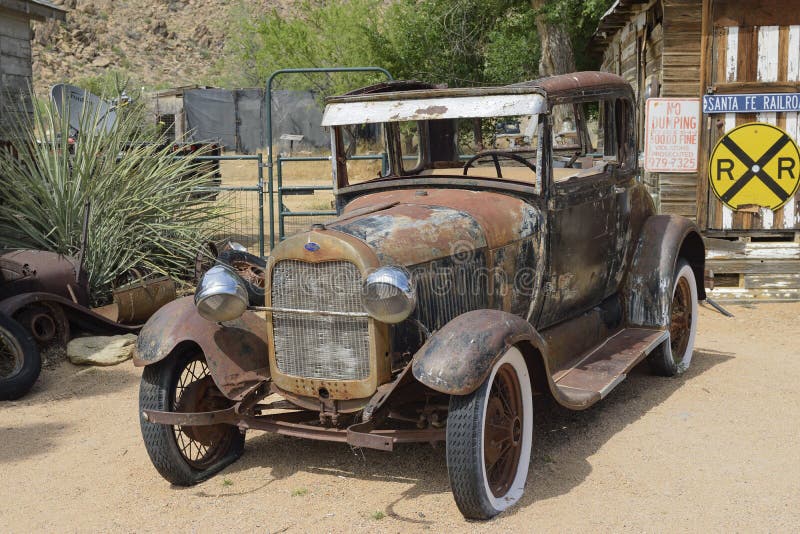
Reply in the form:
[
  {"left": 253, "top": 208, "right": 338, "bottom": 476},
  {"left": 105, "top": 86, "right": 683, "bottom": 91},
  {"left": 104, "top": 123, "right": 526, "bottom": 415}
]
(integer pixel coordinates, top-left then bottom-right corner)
[{"left": 462, "top": 150, "right": 536, "bottom": 178}]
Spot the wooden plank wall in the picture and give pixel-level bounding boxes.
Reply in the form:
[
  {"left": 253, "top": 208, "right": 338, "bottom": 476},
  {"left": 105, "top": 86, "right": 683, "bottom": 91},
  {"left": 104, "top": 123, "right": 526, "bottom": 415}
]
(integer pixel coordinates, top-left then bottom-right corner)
[
  {"left": 704, "top": 24, "right": 800, "bottom": 231},
  {"left": 600, "top": 0, "right": 665, "bottom": 209},
  {"left": 600, "top": 0, "right": 703, "bottom": 219},
  {"left": 0, "top": 8, "right": 34, "bottom": 138}
]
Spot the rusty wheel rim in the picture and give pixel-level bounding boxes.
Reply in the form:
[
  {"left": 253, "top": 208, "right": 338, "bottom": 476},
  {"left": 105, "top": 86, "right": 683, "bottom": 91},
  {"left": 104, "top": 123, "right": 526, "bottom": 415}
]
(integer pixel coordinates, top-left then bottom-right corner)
[
  {"left": 483, "top": 363, "right": 524, "bottom": 498},
  {"left": 669, "top": 276, "right": 693, "bottom": 365},
  {"left": 232, "top": 260, "right": 265, "bottom": 289},
  {"left": 171, "top": 356, "right": 233, "bottom": 469},
  {"left": 0, "top": 325, "right": 23, "bottom": 379}
]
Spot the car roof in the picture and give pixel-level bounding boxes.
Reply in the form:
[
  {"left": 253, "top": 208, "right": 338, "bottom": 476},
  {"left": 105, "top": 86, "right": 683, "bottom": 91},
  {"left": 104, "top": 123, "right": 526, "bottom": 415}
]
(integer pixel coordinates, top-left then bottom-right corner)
[{"left": 326, "top": 71, "right": 632, "bottom": 105}]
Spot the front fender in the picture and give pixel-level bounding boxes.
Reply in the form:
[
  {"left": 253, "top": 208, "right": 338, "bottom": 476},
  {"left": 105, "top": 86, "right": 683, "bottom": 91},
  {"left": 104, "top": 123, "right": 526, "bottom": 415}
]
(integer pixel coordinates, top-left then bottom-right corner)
[
  {"left": 411, "top": 309, "right": 546, "bottom": 395},
  {"left": 623, "top": 215, "right": 706, "bottom": 329},
  {"left": 133, "top": 296, "right": 270, "bottom": 400}
]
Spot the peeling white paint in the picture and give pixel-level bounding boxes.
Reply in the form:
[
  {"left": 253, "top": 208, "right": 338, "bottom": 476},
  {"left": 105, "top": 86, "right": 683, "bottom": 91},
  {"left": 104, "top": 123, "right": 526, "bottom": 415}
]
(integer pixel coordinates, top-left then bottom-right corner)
[{"left": 757, "top": 26, "right": 780, "bottom": 82}]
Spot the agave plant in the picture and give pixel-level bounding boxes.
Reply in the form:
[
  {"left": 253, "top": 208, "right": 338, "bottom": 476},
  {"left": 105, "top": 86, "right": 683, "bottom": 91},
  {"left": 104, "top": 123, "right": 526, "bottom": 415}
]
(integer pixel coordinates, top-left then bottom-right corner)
[{"left": 0, "top": 92, "right": 227, "bottom": 305}]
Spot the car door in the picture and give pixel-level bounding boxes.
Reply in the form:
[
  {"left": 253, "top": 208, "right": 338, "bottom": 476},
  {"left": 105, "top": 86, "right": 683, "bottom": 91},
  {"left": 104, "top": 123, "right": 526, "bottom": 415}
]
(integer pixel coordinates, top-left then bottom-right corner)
[{"left": 536, "top": 99, "right": 621, "bottom": 328}]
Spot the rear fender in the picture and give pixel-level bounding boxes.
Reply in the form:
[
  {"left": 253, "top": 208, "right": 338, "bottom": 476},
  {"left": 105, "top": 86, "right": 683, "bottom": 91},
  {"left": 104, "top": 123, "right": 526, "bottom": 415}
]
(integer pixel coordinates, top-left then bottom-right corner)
[
  {"left": 623, "top": 215, "right": 706, "bottom": 329},
  {"left": 411, "top": 309, "right": 547, "bottom": 396},
  {"left": 134, "top": 296, "right": 269, "bottom": 400}
]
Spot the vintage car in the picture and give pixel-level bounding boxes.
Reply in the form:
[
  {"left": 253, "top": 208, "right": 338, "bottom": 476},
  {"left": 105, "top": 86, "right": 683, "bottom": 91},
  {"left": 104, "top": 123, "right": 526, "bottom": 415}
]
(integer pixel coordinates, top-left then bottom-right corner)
[{"left": 134, "top": 72, "right": 705, "bottom": 519}]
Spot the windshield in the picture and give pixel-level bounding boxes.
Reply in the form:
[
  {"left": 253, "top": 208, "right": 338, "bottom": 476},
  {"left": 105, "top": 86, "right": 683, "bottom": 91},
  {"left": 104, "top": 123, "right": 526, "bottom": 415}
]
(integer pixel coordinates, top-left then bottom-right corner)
[{"left": 325, "top": 93, "right": 546, "bottom": 187}]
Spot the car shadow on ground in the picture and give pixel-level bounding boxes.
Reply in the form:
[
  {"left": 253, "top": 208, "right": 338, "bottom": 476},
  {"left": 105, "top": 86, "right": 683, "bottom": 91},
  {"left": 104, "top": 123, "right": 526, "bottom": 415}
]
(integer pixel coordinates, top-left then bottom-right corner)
[
  {"left": 9, "top": 362, "right": 136, "bottom": 405},
  {"left": 178, "top": 348, "right": 733, "bottom": 524},
  {"left": 0, "top": 422, "right": 71, "bottom": 464}
]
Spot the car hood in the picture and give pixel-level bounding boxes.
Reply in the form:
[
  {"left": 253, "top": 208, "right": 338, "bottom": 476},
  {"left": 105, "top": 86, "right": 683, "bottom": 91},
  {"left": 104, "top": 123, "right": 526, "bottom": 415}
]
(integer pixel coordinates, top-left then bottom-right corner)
[{"left": 326, "top": 188, "right": 541, "bottom": 266}]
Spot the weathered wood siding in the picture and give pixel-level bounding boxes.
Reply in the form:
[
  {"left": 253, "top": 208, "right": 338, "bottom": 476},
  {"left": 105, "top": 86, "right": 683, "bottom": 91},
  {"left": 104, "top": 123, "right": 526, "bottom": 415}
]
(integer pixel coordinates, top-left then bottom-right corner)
[
  {"left": 599, "top": 0, "right": 703, "bottom": 219},
  {"left": 0, "top": 8, "right": 33, "bottom": 137},
  {"left": 703, "top": 23, "right": 800, "bottom": 231},
  {"left": 659, "top": 0, "right": 702, "bottom": 218}
]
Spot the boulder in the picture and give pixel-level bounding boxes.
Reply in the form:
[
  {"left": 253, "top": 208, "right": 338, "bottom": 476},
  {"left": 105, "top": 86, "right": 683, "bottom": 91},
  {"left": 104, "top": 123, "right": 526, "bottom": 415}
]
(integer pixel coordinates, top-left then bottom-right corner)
[{"left": 67, "top": 334, "right": 137, "bottom": 366}]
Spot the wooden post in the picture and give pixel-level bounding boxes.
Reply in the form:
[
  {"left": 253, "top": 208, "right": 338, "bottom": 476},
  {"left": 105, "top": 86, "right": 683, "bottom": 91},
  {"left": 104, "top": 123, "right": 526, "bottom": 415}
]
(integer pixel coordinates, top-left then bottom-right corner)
[{"left": 696, "top": 0, "right": 714, "bottom": 230}]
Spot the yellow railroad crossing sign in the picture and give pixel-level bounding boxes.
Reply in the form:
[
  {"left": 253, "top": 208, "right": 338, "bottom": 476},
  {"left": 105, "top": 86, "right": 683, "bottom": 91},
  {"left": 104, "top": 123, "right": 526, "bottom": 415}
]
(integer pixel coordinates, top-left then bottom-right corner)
[{"left": 709, "top": 122, "right": 800, "bottom": 210}]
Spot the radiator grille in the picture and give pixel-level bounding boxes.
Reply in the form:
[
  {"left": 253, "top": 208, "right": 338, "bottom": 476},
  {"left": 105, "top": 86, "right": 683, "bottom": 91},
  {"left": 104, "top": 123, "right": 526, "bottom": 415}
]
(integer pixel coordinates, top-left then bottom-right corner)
[
  {"left": 412, "top": 253, "right": 488, "bottom": 331},
  {"left": 271, "top": 260, "right": 370, "bottom": 381}
]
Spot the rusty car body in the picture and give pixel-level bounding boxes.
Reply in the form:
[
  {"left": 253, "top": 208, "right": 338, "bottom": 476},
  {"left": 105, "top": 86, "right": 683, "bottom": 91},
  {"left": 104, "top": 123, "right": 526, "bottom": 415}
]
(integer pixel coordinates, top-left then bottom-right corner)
[
  {"left": 135, "top": 72, "right": 705, "bottom": 519},
  {"left": 0, "top": 249, "right": 173, "bottom": 399}
]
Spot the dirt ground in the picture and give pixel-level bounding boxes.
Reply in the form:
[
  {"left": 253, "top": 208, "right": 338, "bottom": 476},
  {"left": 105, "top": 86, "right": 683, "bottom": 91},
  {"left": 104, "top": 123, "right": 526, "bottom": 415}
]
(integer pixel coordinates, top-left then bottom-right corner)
[{"left": 1, "top": 302, "right": 799, "bottom": 532}]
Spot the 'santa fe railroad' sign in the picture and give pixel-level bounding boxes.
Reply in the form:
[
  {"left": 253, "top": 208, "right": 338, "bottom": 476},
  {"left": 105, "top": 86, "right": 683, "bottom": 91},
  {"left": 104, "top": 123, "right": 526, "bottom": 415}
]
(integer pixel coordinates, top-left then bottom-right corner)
[
  {"left": 644, "top": 98, "right": 700, "bottom": 173},
  {"left": 709, "top": 123, "right": 800, "bottom": 211},
  {"left": 703, "top": 93, "right": 800, "bottom": 114}
]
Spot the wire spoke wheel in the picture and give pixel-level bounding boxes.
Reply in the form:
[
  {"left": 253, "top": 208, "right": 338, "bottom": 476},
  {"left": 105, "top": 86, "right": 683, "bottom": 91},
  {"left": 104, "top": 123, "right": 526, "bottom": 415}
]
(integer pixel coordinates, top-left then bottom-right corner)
[
  {"left": 139, "top": 350, "right": 245, "bottom": 485},
  {"left": 669, "top": 276, "right": 693, "bottom": 364},
  {"left": 483, "top": 364, "right": 524, "bottom": 497},
  {"left": 171, "top": 356, "right": 233, "bottom": 469},
  {"left": 648, "top": 259, "right": 698, "bottom": 377}
]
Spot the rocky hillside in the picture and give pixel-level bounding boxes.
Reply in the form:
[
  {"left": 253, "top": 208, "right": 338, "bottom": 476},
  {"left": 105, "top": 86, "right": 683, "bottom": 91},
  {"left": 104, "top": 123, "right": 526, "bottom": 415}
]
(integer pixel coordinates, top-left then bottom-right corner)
[{"left": 32, "top": 0, "right": 287, "bottom": 95}]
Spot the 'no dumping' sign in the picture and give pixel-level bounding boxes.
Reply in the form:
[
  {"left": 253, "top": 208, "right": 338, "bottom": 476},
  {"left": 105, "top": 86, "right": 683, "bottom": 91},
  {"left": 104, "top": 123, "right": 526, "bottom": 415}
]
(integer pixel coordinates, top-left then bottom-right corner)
[{"left": 709, "top": 123, "right": 800, "bottom": 210}]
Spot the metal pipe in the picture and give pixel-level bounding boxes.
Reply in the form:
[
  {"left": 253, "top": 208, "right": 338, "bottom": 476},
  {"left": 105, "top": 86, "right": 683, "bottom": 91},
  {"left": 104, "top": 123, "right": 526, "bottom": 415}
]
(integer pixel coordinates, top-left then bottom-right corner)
[
  {"left": 250, "top": 305, "right": 370, "bottom": 318},
  {"left": 257, "top": 153, "right": 265, "bottom": 257}
]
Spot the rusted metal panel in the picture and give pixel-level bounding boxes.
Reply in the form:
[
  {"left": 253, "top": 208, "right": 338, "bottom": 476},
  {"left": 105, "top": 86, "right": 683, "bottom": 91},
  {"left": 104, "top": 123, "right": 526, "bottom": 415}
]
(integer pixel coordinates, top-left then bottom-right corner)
[
  {"left": 112, "top": 273, "right": 176, "bottom": 325},
  {"left": 0, "top": 292, "right": 139, "bottom": 336},
  {"left": 134, "top": 296, "right": 269, "bottom": 401},
  {"left": 339, "top": 188, "right": 542, "bottom": 250},
  {"left": 330, "top": 203, "right": 487, "bottom": 266},
  {"left": 411, "top": 309, "right": 546, "bottom": 395},
  {"left": 0, "top": 250, "right": 89, "bottom": 305},
  {"left": 623, "top": 215, "right": 707, "bottom": 328}
]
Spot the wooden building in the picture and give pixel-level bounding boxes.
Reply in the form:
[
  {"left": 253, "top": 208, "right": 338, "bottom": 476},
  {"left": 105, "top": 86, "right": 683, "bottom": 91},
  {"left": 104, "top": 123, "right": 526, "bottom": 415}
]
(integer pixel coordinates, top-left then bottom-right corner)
[
  {"left": 0, "top": 0, "right": 65, "bottom": 138},
  {"left": 594, "top": 0, "right": 800, "bottom": 301}
]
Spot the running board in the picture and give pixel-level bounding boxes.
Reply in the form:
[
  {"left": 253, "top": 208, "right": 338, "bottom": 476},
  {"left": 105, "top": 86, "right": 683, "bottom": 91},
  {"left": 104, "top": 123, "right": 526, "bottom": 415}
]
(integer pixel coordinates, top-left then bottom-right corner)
[{"left": 551, "top": 327, "right": 668, "bottom": 409}]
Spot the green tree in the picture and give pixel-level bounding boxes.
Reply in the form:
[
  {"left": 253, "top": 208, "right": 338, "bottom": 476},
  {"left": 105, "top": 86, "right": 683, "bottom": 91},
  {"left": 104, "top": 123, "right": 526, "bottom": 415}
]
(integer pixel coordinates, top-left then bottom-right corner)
[
  {"left": 222, "top": 0, "right": 613, "bottom": 92},
  {"left": 223, "top": 0, "right": 385, "bottom": 94}
]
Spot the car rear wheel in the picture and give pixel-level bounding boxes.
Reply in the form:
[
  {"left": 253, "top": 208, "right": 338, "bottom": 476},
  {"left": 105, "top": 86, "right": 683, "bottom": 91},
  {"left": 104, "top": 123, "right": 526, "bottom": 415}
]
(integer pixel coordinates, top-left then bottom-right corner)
[
  {"left": 649, "top": 259, "right": 698, "bottom": 376},
  {"left": 446, "top": 346, "right": 533, "bottom": 519},
  {"left": 139, "top": 349, "right": 245, "bottom": 485}
]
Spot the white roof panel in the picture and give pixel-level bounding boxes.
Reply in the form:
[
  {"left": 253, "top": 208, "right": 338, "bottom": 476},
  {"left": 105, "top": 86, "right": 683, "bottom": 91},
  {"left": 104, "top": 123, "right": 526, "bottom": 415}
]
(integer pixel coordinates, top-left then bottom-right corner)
[{"left": 322, "top": 94, "right": 546, "bottom": 126}]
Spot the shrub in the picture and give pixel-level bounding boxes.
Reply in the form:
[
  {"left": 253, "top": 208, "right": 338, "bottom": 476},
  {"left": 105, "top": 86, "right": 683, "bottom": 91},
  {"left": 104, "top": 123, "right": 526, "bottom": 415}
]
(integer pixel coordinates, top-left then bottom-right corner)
[{"left": 0, "top": 93, "right": 226, "bottom": 304}]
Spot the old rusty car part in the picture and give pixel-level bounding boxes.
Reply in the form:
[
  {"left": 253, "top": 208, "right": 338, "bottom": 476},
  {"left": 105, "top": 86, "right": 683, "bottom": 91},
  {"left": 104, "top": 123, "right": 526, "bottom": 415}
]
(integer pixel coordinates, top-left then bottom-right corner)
[
  {"left": 136, "top": 72, "right": 707, "bottom": 520},
  {"left": 112, "top": 269, "right": 177, "bottom": 325},
  {"left": 0, "top": 312, "right": 41, "bottom": 400}
]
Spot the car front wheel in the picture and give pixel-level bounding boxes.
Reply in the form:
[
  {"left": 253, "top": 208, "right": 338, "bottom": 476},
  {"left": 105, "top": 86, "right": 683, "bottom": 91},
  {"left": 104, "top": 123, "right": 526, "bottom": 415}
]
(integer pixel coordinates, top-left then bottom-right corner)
[
  {"left": 446, "top": 346, "right": 533, "bottom": 519},
  {"left": 649, "top": 259, "right": 699, "bottom": 376},
  {"left": 139, "top": 349, "right": 245, "bottom": 485}
]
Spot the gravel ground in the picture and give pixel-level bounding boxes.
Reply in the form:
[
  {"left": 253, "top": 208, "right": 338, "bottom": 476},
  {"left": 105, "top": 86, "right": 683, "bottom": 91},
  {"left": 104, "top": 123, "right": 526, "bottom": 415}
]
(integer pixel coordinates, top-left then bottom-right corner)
[{"left": 1, "top": 302, "right": 799, "bottom": 532}]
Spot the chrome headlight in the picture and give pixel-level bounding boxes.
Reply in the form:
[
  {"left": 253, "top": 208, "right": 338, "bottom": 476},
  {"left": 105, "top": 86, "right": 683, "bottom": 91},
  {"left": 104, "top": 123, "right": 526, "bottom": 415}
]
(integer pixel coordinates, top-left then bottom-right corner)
[
  {"left": 194, "top": 265, "right": 248, "bottom": 322},
  {"left": 361, "top": 266, "right": 416, "bottom": 323}
]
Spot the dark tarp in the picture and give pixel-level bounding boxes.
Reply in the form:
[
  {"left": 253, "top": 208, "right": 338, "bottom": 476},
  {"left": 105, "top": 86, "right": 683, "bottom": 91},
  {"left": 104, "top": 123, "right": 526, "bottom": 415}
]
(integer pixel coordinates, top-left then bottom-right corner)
[
  {"left": 184, "top": 89, "right": 238, "bottom": 150},
  {"left": 182, "top": 88, "right": 329, "bottom": 154}
]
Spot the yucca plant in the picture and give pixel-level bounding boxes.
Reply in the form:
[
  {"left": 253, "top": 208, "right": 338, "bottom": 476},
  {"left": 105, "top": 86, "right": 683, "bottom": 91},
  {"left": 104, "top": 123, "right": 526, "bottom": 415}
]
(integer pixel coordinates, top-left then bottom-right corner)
[{"left": 0, "top": 92, "right": 227, "bottom": 305}]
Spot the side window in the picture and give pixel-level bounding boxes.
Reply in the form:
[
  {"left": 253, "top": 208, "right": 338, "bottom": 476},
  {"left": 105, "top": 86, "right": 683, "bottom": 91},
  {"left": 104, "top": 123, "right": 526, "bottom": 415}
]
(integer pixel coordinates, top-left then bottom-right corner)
[
  {"left": 615, "top": 98, "right": 637, "bottom": 170},
  {"left": 551, "top": 100, "right": 617, "bottom": 185}
]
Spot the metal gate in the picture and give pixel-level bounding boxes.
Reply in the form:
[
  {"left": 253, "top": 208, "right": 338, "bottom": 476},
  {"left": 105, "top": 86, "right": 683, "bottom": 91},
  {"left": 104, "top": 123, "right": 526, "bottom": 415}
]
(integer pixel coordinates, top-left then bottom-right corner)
[{"left": 265, "top": 67, "right": 393, "bottom": 247}]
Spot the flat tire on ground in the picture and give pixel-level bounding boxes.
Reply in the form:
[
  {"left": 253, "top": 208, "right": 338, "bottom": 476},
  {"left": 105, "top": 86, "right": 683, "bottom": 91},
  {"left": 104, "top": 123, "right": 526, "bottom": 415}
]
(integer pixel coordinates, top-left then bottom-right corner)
[{"left": 139, "top": 349, "right": 244, "bottom": 485}]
